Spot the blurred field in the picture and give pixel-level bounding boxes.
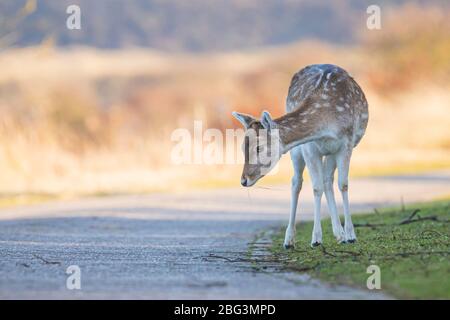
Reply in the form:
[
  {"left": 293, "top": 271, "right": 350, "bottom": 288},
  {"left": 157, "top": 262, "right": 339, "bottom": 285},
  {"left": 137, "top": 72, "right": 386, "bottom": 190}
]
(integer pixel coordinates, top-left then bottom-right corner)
[{"left": 0, "top": 4, "right": 449, "bottom": 202}]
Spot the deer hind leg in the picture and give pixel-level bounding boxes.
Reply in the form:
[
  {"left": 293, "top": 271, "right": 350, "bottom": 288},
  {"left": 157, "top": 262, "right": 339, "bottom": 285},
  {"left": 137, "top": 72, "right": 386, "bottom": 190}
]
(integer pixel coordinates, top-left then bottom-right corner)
[
  {"left": 323, "top": 155, "right": 345, "bottom": 243},
  {"left": 303, "top": 145, "right": 324, "bottom": 247},
  {"left": 336, "top": 145, "right": 356, "bottom": 242},
  {"left": 283, "top": 146, "right": 305, "bottom": 249}
]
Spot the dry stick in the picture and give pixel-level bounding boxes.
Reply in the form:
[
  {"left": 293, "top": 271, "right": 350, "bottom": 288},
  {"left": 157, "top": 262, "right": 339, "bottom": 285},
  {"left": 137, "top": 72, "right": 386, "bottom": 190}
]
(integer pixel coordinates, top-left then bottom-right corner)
[
  {"left": 399, "top": 209, "right": 421, "bottom": 224},
  {"left": 292, "top": 248, "right": 309, "bottom": 254},
  {"left": 400, "top": 216, "right": 438, "bottom": 225},
  {"left": 16, "top": 262, "right": 30, "bottom": 268},
  {"left": 203, "top": 254, "right": 245, "bottom": 263},
  {"left": 286, "top": 263, "right": 319, "bottom": 272},
  {"left": 354, "top": 222, "right": 386, "bottom": 228},
  {"left": 204, "top": 253, "right": 282, "bottom": 264},
  {"left": 333, "top": 249, "right": 362, "bottom": 256},
  {"left": 355, "top": 208, "right": 442, "bottom": 228},
  {"left": 32, "top": 254, "right": 61, "bottom": 265},
  {"left": 384, "top": 251, "right": 450, "bottom": 258},
  {"left": 320, "top": 245, "right": 337, "bottom": 257}
]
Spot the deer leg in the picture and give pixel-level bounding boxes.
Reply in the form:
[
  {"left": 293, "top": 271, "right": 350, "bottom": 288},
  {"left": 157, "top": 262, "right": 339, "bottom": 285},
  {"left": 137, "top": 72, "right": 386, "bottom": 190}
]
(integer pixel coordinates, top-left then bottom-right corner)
[
  {"left": 323, "top": 155, "right": 345, "bottom": 243},
  {"left": 303, "top": 146, "right": 324, "bottom": 247},
  {"left": 283, "top": 146, "right": 305, "bottom": 249},
  {"left": 336, "top": 146, "right": 356, "bottom": 242}
]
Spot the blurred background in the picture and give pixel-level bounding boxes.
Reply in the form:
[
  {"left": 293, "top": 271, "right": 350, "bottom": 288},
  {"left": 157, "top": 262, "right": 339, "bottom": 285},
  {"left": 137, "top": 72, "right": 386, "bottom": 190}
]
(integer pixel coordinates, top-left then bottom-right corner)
[{"left": 0, "top": 0, "right": 449, "bottom": 205}]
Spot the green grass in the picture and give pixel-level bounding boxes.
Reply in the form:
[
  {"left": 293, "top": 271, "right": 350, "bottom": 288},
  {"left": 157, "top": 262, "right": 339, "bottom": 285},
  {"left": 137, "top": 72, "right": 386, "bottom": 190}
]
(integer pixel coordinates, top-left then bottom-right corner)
[{"left": 270, "top": 200, "right": 450, "bottom": 299}]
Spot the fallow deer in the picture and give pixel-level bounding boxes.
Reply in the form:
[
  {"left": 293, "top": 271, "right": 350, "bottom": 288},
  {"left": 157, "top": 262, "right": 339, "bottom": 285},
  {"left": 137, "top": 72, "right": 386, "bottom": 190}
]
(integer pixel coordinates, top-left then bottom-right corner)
[{"left": 232, "top": 64, "right": 368, "bottom": 248}]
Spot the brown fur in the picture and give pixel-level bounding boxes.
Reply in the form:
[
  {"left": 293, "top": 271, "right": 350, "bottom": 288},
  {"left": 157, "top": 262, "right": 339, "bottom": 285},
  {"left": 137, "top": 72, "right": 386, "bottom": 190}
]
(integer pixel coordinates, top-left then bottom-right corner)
[{"left": 275, "top": 64, "right": 368, "bottom": 148}]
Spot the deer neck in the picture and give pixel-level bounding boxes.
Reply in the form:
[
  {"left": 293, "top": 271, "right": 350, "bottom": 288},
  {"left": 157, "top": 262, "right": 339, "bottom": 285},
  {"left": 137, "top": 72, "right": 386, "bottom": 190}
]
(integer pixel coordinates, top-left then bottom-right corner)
[{"left": 274, "top": 110, "right": 322, "bottom": 154}]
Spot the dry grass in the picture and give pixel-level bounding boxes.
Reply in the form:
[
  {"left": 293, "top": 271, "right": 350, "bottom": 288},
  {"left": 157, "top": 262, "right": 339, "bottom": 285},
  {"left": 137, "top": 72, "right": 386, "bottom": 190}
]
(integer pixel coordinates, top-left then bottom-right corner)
[{"left": 0, "top": 5, "right": 449, "bottom": 201}]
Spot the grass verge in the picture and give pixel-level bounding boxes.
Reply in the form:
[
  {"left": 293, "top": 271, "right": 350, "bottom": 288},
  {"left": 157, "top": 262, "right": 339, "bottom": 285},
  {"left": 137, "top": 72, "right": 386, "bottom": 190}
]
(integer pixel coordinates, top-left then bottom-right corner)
[{"left": 270, "top": 200, "right": 450, "bottom": 299}]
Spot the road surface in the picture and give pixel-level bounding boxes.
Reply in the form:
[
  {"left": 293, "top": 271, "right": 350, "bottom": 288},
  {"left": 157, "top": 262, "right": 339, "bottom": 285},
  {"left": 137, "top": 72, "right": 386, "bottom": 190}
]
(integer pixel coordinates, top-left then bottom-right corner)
[{"left": 1, "top": 171, "right": 449, "bottom": 299}]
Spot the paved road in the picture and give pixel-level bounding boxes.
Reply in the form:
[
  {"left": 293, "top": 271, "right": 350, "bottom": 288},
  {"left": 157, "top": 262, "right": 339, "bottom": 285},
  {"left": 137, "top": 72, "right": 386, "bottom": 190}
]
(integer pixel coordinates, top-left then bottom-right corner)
[{"left": 1, "top": 171, "right": 449, "bottom": 299}]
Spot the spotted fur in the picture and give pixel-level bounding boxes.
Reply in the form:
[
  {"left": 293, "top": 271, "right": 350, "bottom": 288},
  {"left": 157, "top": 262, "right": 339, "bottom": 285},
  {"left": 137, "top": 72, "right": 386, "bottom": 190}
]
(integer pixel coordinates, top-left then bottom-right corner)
[
  {"left": 233, "top": 64, "right": 369, "bottom": 247},
  {"left": 281, "top": 64, "right": 368, "bottom": 148}
]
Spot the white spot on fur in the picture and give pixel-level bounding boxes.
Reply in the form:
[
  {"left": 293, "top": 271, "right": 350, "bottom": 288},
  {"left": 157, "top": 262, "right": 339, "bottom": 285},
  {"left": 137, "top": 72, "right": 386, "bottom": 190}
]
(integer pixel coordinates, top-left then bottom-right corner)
[
  {"left": 336, "top": 106, "right": 345, "bottom": 112},
  {"left": 323, "top": 102, "right": 331, "bottom": 107},
  {"left": 321, "top": 94, "right": 328, "bottom": 100},
  {"left": 301, "top": 118, "right": 308, "bottom": 123},
  {"left": 361, "top": 113, "right": 369, "bottom": 119},
  {"left": 315, "top": 71, "right": 324, "bottom": 87},
  {"left": 344, "top": 103, "right": 350, "bottom": 108},
  {"left": 314, "top": 103, "right": 321, "bottom": 108}
]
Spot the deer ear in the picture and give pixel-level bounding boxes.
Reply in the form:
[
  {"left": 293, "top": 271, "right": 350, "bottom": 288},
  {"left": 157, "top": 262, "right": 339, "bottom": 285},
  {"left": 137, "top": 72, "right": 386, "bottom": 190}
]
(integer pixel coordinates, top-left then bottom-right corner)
[
  {"left": 232, "top": 111, "right": 255, "bottom": 129},
  {"left": 261, "top": 111, "right": 277, "bottom": 131}
]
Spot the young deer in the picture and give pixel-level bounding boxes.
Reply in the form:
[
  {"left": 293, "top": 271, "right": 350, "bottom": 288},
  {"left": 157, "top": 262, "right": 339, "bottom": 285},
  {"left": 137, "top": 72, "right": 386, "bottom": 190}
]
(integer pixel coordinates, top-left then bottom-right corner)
[{"left": 232, "top": 64, "right": 368, "bottom": 248}]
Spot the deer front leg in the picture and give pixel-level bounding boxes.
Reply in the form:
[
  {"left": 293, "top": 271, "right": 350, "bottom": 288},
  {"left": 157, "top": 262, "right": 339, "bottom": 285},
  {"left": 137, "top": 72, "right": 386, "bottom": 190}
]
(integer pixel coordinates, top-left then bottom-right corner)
[
  {"left": 283, "top": 175, "right": 302, "bottom": 249},
  {"left": 311, "top": 184, "right": 323, "bottom": 247},
  {"left": 283, "top": 147, "right": 305, "bottom": 249},
  {"left": 303, "top": 147, "right": 324, "bottom": 247},
  {"left": 337, "top": 146, "right": 356, "bottom": 243},
  {"left": 323, "top": 155, "right": 345, "bottom": 243}
]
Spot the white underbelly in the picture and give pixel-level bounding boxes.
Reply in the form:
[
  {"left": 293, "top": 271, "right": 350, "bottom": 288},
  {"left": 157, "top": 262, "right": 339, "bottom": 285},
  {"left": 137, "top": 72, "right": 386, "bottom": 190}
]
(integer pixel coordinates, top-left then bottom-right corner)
[{"left": 302, "top": 138, "right": 343, "bottom": 156}]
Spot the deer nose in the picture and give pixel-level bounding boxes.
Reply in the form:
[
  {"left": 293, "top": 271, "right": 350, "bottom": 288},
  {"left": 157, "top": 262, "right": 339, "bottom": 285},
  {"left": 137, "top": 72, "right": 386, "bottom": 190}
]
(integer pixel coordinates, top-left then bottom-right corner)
[{"left": 241, "top": 177, "right": 248, "bottom": 187}]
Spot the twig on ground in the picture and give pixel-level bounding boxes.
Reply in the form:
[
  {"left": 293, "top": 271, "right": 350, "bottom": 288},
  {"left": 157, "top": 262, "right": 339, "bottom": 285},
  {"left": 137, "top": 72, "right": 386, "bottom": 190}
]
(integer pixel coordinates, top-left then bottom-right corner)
[
  {"left": 333, "top": 249, "right": 362, "bottom": 256},
  {"left": 383, "top": 251, "right": 450, "bottom": 258},
  {"left": 32, "top": 254, "right": 61, "bottom": 265},
  {"left": 399, "top": 216, "right": 438, "bottom": 225},
  {"left": 320, "top": 245, "right": 337, "bottom": 257},
  {"left": 354, "top": 222, "right": 386, "bottom": 228},
  {"left": 356, "top": 209, "right": 441, "bottom": 228},
  {"left": 204, "top": 253, "right": 238, "bottom": 262},
  {"left": 16, "top": 262, "right": 30, "bottom": 268},
  {"left": 399, "top": 209, "right": 421, "bottom": 224},
  {"left": 286, "top": 263, "right": 319, "bottom": 272}
]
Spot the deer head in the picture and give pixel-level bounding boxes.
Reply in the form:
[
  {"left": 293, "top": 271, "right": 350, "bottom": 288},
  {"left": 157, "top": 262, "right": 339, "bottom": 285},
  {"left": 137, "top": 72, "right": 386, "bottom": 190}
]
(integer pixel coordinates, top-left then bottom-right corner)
[{"left": 232, "top": 111, "right": 283, "bottom": 187}]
